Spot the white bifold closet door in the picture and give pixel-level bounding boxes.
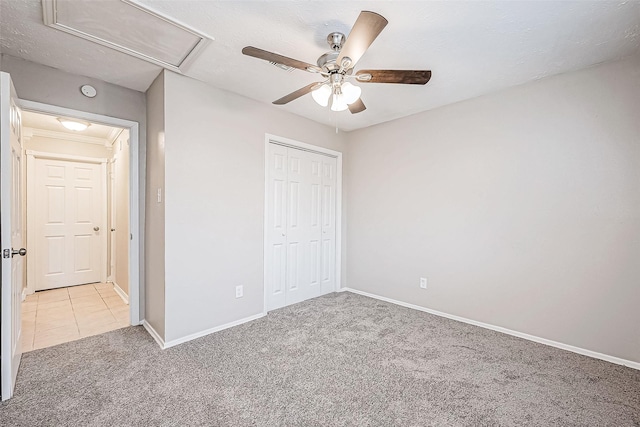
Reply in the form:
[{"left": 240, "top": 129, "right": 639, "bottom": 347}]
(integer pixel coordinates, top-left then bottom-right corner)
[{"left": 266, "top": 143, "right": 337, "bottom": 311}]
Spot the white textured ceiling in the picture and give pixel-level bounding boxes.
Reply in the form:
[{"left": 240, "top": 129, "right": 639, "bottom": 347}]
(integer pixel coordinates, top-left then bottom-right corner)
[{"left": 1, "top": 1, "right": 639, "bottom": 131}]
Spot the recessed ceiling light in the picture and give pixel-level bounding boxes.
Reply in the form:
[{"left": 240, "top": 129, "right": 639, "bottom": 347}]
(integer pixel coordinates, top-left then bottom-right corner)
[{"left": 57, "top": 118, "right": 91, "bottom": 132}]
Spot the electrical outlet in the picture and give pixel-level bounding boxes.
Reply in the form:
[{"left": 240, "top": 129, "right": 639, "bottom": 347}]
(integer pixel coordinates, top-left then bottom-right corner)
[
  {"left": 420, "top": 277, "right": 428, "bottom": 289},
  {"left": 235, "top": 285, "right": 243, "bottom": 298}
]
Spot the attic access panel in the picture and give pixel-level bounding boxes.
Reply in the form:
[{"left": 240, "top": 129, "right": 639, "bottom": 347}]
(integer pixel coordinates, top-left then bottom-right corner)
[{"left": 42, "top": 0, "right": 211, "bottom": 72}]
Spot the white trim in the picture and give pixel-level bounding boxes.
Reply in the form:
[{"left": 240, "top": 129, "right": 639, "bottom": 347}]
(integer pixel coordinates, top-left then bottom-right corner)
[
  {"left": 25, "top": 153, "right": 35, "bottom": 296},
  {"left": 19, "top": 99, "right": 141, "bottom": 326},
  {"left": 262, "top": 141, "right": 269, "bottom": 316},
  {"left": 263, "top": 134, "right": 343, "bottom": 315},
  {"left": 25, "top": 150, "right": 106, "bottom": 164},
  {"left": 41, "top": 0, "right": 212, "bottom": 73},
  {"left": 24, "top": 127, "right": 110, "bottom": 146},
  {"left": 144, "top": 313, "right": 266, "bottom": 350},
  {"left": 142, "top": 320, "right": 165, "bottom": 349},
  {"left": 265, "top": 133, "right": 342, "bottom": 158},
  {"left": 21, "top": 288, "right": 26, "bottom": 302},
  {"left": 112, "top": 281, "right": 129, "bottom": 305},
  {"left": 343, "top": 288, "right": 640, "bottom": 371},
  {"left": 25, "top": 151, "right": 109, "bottom": 293},
  {"left": 100, "top": 161, "right": 108, "bottom": 283},
  {"left": 107, "top": 159, "right": 116, "bottom": 282},
  {"left": 163, "top": 313, "right": 265, "bottom": 349},
  {"left": 106, "top": 127, "right": 123, "bottom": 147}
]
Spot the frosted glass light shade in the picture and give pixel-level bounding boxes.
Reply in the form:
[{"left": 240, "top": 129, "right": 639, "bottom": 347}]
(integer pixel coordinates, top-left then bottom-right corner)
[
  {"left": 57, "top": 118, "right": 90, "bottom": 131},
  {"left": 331, "top": 93, "right": 348, "bottom": 112},
  {"left": 311, "top": 84, "right": 331, "bottom": 107},
  {"left": 341, "top": 82, "right": 361, "bottom": 104}
]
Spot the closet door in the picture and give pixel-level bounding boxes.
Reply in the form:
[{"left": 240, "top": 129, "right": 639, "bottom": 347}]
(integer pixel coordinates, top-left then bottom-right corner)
[
  {"left": 266, "top": 143, "right": 337, "bottom": 311},
  {"left": 266, "top": 144, "right": 288, "bottom": 310},
  {"left": 320, "top": 156, "right": 337, "bottom": 295},
  {"left": 285, "top": 149, "right": 322, "bottom": 306}
]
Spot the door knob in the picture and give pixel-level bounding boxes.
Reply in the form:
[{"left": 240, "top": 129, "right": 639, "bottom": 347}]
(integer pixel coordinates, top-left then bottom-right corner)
[
  {"left": 111, "top": 228, "right": 116, "bottom": 232},
  {"left": 93, "top": 226, "right": 100, "bottom": 231},
  {"left": 11, "top": 248, "right": 26, "bottom": 257}
]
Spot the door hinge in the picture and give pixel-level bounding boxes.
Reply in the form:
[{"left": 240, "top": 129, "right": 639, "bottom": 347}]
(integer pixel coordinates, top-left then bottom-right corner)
[{"left": 3, "top": 249, "right": 9, "bottom": 259}]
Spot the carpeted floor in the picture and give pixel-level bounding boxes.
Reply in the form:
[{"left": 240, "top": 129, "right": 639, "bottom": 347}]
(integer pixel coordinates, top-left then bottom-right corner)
[{"left": 1, "top": 292, "right": 638, "bottom": 426}]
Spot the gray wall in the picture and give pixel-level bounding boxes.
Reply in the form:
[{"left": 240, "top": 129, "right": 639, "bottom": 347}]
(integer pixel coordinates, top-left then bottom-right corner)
[
  {"left": 162, "top": 70, "right": 347, "bottom": 342},
  {"left": 144, "top": 72, "right": 166, "bottom": 339},
  {"left": 0, "top": 54, "right": 148, "bottom": 321},
  {"left": 346, "top": 56, "right": 640, "bottom": 363}
]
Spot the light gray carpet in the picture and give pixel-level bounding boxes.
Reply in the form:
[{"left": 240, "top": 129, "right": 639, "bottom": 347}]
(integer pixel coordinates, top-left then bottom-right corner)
[{"left": 1, "top": 292, "right": 638, "bottom": 426}]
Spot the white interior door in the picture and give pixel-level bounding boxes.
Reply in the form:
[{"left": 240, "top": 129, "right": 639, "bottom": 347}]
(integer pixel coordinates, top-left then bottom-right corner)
[
  {"left": 266, "top": 143, "right": 337, "bottom": 311},
  {"left": 283, "top": 148, "right": 323, "bottom": 306},
  {"left": 266, "top": 143, "right": 288, "bottom": 309},
  {"left": 320, "top": 156, "right": 337, "bottom": 294},
  {"left": 1, "top": 72, "right": 24, "bottom": 401},
  {"left": 32, "top": 157, "right": 104, "bottom": 291}
]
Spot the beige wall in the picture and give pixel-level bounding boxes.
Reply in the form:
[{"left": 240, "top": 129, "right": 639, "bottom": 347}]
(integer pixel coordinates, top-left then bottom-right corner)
[
  {"left": 161, "top": 70, "right": 347, "bottom": 342},
  {"left": 1, "top": 54, "right": 147, "bottom": 319},
  {"left": 144, "top": 72, "right": 166, "bottom": 339},
  {"left": 113, "top": 131, "right": 130, "bottom": 296},
  {"left": 346, "top": 56, "right": 640, "bottom": 363}
]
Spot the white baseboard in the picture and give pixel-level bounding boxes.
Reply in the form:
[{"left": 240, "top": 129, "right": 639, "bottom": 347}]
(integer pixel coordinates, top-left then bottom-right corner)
[
  {"left": 163, "top": 312, "right": 265, "bottom": 349},
  {"left": 111, "top": 281, "right": 129, "bottom": 304},
  {"left": 343, "top": 287, "right": 640, "bottom": 371},
  {"left": 142, "top": 320, "right": 165, "bottom": 349},
  {"left": 143, "top": 313, "right": 266, "bottom": 350}
]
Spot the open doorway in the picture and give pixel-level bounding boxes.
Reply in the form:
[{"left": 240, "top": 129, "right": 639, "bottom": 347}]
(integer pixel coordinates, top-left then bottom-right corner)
[{"left": 20, "top": 110, "right": 130, "bottom": 351}]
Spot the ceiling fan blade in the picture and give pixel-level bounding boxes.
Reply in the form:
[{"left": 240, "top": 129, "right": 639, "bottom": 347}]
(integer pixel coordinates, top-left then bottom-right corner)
[
  {"left": 337, "top": 11, "right": 388, "bottom": 69},
  {"left": 356, "top": 70, "right": 432, "bottom": 85},
  {"left": 348, "top": 98, "right": 366, "bottom": 114},
  {"left": 242, "top": 46, "right": 321, "bottom": 73},
  {"left": 273, "top": 82, "right": 323, "bottom": 105}
]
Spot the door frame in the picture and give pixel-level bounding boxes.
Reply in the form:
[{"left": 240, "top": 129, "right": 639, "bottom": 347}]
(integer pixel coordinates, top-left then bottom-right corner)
[
  {"left": 263, "top": 134, "right": 343, "bottom": 314},
  {"left": 108, "top": 158, "right": 116, "bottom": 283},
  {"left": 19, "top": 100, "right": 141, "bottom": 325},
  {"left": 26, "top": 151, "right": 108, "bottom": 293}
]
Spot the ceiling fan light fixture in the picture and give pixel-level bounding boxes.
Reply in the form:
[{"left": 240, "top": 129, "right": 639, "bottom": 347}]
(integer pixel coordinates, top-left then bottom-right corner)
[
  {"left": 57, "top": 118, "right": 91, "bottom": 131},
  {"left": 341, "top": 82, "right": 362, "bottom": 104},
  {"left": 311, "top": 83, "right": 331, "bottom": 107},
  {"left": 330, "top": 93, "right": 349, "bottom": 112}
]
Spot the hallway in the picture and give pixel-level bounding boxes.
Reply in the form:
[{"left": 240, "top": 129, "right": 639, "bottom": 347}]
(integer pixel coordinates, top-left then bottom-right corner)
[{"left": 21, "top": 283, "right": 130, "bottom": 351}]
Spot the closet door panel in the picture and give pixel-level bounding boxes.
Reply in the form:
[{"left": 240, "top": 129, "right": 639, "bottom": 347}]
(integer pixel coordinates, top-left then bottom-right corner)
[
  {"left": 320, "top": 157, "right": 337, "bottom": 295},
  {"left": 266, "top": 144, "right": 288, "bottom": 310}
]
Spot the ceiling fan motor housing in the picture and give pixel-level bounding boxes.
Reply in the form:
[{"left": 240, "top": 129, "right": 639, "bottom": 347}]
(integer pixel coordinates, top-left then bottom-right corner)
[{"left": 317, "top": 51, "right": 340, "bottom": 72}]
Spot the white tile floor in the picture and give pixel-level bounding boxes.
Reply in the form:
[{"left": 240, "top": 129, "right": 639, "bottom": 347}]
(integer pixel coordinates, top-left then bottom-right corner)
[{"left": 21, "top": 283, "right": 130, "bottom": 352}]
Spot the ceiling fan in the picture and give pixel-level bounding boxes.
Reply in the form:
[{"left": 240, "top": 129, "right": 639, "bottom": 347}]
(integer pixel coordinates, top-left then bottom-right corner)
[{"left": 242, "top": 11, "right": 431, "bottom": 114}]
